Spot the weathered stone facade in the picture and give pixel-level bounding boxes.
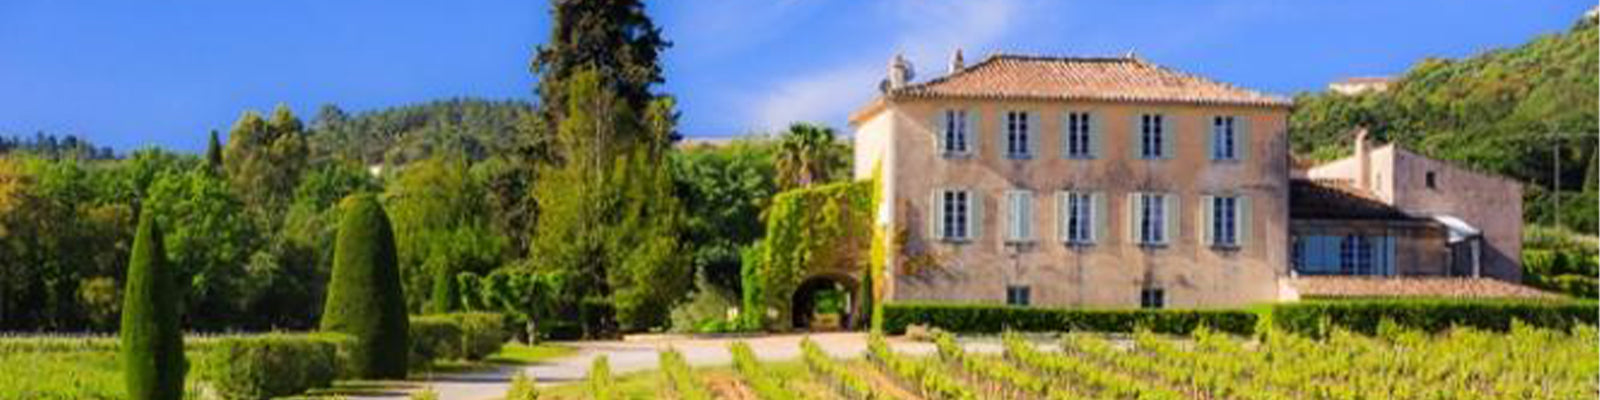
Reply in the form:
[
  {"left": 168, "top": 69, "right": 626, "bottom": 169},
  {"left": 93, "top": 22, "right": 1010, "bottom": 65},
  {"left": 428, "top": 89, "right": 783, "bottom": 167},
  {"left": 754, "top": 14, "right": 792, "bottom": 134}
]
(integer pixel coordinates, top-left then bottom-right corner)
[{"left": 852, "top": 54, "right": 1292, "bottom": 309}]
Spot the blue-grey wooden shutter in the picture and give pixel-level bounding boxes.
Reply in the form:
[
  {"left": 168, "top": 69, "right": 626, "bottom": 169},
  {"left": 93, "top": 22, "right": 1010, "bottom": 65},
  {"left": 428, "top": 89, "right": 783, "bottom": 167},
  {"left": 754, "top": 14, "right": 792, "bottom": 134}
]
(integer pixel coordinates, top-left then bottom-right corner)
[
  {"left": 1238, "top": 195, "right": 1253, "bottom": 247},
  {"left": 1161, "top": 115, "right": 1176, "bottom": 160},
  {"left": 1236, "top": 116, "right": 1251, "bottom": 162},
  {"left": 1164, "top": 193, "right": 1180, "bottom": 244},
  {"left": 1087, "top": 112, "right": 1102, "bottom": 159}
]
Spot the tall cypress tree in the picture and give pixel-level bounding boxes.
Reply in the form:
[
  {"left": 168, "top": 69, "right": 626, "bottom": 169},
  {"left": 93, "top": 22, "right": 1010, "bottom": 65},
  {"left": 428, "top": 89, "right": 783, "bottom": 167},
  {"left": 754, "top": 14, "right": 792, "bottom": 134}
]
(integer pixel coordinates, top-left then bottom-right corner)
[
  {"left": 121, "top": 211, "right": 187, "bottom": 400},
  {"left": 320, "top": 193, "right": 409, "bottom": 378},
  {"left": 204, "top": 130, "right": 223, "bottom": 174}
]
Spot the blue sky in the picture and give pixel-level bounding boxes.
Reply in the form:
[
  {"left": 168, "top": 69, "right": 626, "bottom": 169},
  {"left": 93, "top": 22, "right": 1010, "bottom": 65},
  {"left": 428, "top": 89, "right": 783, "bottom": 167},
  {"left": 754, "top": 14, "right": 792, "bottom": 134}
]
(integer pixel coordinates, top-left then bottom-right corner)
[{"left": 0, "top": 1, "right": 1591, "bottom": 153}]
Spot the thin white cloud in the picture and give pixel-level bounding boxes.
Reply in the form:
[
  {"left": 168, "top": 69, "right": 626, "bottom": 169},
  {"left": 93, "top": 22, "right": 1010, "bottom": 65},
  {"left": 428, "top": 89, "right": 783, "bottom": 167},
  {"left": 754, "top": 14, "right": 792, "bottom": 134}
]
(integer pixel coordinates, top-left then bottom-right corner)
[{"left": 747, "top": 0, "right": 1024, "bottom": 132}]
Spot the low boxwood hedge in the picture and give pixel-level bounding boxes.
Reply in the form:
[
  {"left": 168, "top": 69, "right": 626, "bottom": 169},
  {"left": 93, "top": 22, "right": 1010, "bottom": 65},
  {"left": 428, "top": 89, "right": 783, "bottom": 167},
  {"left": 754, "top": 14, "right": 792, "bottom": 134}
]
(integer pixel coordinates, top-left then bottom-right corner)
[
  {"left": 195, "top": 333, "right": 354, "bottom": 400},
  {"left": 409, "top": 316, "right": 466, "bottom": 368},
  {"left": 409, "top": 312, "right": 511, "bottom": 368},
  {"left": 881, "top": 303, "right": 1257, "bottom": 335},
  {"left": 1269, "top": 298, "right": 1599, "bottom": 337}
]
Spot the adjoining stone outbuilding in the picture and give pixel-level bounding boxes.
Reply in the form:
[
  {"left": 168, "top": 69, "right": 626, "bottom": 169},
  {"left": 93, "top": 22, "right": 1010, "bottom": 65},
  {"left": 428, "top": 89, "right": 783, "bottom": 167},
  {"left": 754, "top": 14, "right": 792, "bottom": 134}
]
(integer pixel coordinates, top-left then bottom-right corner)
[{"left": 1303, "top": 129, "right": 1523, "bottom": 281}]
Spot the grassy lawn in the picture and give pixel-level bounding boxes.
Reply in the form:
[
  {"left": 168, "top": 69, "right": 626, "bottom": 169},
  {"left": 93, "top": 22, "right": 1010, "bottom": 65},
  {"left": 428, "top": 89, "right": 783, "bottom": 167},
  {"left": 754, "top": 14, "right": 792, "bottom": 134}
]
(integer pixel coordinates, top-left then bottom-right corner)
[
  {"left": 487, "top": 342, "right": 577, "bottom": 365},
  {"left": 0, "top": 349, "right": 210, "bottom": 400}
]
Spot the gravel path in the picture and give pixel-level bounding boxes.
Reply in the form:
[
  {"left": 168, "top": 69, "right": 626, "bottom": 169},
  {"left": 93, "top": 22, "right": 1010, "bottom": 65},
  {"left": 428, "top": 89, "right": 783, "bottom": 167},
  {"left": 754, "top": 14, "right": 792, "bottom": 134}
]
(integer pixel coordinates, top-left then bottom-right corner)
[{"left": 348, "top": 332, "right": 1010, "bottom": 400}]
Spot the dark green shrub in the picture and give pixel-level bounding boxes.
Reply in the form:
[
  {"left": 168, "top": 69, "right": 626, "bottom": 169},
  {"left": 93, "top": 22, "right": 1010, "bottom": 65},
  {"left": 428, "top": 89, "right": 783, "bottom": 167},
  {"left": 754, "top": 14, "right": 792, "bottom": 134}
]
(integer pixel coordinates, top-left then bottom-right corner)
[
  {"left": 195, "top": 333, "right": 352, "bottom": 400},
  {"left": 407, "top": 313, "right": 509, "bottom": 366},
  {"left": 449, "top": 312, "right": 508, "bottom": 360},
  {"left": 121, "top": 212, "right": 188, "bottom": 400},
  {"left": 881, "top": 303, "right": 1257, "bottom": 335},
  {"left": 408, "top": 316, "right": 464, "bottom": 368},
  {"left": 1270, "top": 298, "right": 1599, "bottom": 337},
  {"left": 319, "top": 194, "right": 410, "bottom": 379}
]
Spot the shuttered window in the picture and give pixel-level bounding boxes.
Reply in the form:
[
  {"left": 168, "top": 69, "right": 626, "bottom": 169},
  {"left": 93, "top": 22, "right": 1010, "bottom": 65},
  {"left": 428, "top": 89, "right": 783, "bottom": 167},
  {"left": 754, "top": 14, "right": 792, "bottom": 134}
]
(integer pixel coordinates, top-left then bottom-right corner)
[
  {"left": 1065, "top": 112, "right": 1093, "bottom": 158},
  {"left": 933, "top": 189, "right": 973, "bottom": 241},
  {"left": 941, "top": 109, "right": 970, "bottom": 155},
  {"left": 1140, "top": 114, "right": 1165, "bottom": 159},
  {"left": 1211, "top": 116, "right": 1237, "bottom": 160},
  {"left": 1006, "top": 111, "right": 1032, "bottom": 159},
  {"left": 1212, "top": 196, "right": 1238, "bottom": 246},
  {"left": 1138, "top": 193, "right": 1167, "bottom": 244},
  {"left": 1061, "top": 191, "right": 1094, "bottom": 244}
]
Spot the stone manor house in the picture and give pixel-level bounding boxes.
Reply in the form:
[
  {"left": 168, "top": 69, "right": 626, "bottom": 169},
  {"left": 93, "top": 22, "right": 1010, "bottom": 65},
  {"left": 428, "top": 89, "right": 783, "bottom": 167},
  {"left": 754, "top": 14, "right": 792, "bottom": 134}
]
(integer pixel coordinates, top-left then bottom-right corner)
[{"left": 849, "top": 51, "right": 1547, "bottom": 309}]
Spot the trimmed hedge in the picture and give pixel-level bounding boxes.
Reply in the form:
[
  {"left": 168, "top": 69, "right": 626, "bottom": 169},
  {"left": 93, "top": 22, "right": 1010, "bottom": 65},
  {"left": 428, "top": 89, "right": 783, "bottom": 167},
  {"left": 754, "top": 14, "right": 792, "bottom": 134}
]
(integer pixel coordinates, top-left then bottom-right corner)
[
  {"left": 1270, "top": 298, "right": 1599, "bottom": 337},
  {"left": 195, "top": 333, "right": 353, "bottom": 400},
  {"left": 450, "top": 312, "right": 509, "bottom": 360},
  {"left": 882, "top": 303, "right": 1257, "bottom": 335},
  {"left": 409, "top": 316, "right": 465, "bottom": 368},
  {"left": 320, "top": 194, "right": 410, "bottom": 379},
  {"left": 409, "top": 312, "right": 510, "bottom": 368}
]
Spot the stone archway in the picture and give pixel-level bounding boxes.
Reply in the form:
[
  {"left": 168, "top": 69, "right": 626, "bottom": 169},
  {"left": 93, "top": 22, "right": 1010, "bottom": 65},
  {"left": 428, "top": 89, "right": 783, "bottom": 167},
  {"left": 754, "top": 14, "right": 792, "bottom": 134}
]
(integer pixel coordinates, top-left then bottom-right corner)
[{"left": 790, "top": 273, "right": 859, "bottom": 330}]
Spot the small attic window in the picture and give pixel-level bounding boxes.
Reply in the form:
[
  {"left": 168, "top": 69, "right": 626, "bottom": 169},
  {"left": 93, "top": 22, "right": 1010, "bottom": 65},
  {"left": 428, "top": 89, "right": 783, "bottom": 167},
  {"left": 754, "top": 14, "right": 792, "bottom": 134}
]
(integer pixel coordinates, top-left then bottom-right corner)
[{"left": 1425, "top": 171, "right": 1437, "bottom": 189}]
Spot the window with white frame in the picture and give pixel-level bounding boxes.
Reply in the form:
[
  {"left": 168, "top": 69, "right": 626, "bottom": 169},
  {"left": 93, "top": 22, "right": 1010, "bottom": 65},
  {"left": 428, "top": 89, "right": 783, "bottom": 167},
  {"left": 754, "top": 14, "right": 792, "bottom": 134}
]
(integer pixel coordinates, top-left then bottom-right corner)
[
  {"left": 1138, "top": 193, "right": 1167, "bottom": 244},
  {"left": 1062, "top": 192, "right": 1093, "bottom": 244},
  {"left": 1339, "top": 235, "right": 1374, "bottom": 274},
  {"left": 1140, "top": 113, "right": 1165, "bottom": 159},
  {"left": 942, "top": 109, "right": 969, "bottom": 155},
  {"left": 1065, "top": 112, "right": 1092, "bottom": 158},
  {"left": 1140, "top": 288, "right": 1165, "bottom": 309},
  {"left": 1006, "top": 111, "right": 1031, "bottom": 158},
  {"left": 1212, "top": 116, "right": 1236, "bottom": 160},
  {"left": 1005, "top": 190, "right": 1034, "bottom": 242},
  {"left": 1211, "top": 196, "right": 1238, "bottom": 247},
  {"left": 940, "top": 189, "right": 971, "bottom": 241}
]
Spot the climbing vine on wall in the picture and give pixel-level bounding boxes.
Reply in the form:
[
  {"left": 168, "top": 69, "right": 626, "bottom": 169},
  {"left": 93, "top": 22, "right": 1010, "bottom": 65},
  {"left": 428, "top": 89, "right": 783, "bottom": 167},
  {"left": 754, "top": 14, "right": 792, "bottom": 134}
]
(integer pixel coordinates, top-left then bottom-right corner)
[{"left": 744, "top": 178, "right": 874, "bottom": 330}]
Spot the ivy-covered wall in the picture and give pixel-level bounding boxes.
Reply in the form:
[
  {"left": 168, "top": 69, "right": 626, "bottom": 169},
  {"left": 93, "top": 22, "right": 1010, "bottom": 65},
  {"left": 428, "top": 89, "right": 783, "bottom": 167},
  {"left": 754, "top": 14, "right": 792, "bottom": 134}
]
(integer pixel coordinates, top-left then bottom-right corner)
[{"left": 742, "top": 178, "right": 876, "bottom": 331}]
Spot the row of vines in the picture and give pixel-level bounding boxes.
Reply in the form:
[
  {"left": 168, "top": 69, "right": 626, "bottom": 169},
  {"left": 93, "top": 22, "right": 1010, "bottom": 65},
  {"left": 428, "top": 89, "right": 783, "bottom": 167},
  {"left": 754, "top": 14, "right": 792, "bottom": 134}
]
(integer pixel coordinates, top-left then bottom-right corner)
[{"left": 562, "top": 324, "right": 1596, "bottom": 399}]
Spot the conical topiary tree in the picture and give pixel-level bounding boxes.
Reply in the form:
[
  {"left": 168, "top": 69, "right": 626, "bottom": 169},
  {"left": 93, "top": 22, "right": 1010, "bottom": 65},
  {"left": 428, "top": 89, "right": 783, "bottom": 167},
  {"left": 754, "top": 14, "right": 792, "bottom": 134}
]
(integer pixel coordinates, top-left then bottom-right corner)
[
  {"left": 320, "top": 193, "right": 409, "bottom": 379},
  {"left": 121, "top": 211, "right": 187, "bottom": 400}
]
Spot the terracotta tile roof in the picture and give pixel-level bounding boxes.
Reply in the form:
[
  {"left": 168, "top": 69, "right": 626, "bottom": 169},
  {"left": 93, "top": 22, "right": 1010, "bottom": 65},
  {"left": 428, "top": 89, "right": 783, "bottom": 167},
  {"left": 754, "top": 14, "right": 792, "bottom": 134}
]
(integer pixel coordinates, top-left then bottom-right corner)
[
  {"left": 1290, "top": 179, "right": 1418, "bottom": 221},
  {"left": 1292, "top": 276, "right": 1562, "bottom": 299},
  {"left": 889, "top": 54, "right": 1292, "bottom": 107}
]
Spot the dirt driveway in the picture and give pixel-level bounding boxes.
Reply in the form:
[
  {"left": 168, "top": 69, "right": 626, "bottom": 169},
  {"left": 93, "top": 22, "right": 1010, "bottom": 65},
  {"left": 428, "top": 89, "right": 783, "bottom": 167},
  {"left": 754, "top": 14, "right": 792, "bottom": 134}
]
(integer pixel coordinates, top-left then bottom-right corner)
[{"left": 349, "top": 332, "right": 1007, "bottom": 400}]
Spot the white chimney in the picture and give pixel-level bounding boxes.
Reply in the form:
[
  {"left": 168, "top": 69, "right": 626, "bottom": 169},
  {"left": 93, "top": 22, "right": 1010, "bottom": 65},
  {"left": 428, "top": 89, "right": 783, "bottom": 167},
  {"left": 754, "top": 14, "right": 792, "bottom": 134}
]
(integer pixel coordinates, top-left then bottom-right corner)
[
  {"left": 950, "top": 48, "right": 965, "bottom": 73},
  {"left": 887, "top": 54, "right": 911, "bottom": 89}
]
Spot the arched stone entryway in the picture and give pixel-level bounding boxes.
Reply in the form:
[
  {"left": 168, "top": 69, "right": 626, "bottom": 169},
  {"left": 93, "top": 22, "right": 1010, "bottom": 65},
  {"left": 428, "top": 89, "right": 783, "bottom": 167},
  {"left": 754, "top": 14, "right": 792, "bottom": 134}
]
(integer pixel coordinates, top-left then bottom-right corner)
[{"left": 790, "top": 273, "right": 859, "bottom": 330}]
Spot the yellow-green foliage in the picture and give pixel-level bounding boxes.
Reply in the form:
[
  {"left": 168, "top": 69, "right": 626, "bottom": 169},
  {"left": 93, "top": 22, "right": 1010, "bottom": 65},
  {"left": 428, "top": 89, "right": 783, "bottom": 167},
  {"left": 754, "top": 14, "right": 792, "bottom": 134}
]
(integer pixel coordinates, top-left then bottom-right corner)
[
  {"left": 751, "top": 179, "right": 873, "bottom": 330},
  {"left": 867, "top": 165, "right": 886, "bottom": 332},
  {"left": 586, "top": 355, "right": 615, "bottom": 400},
  {"left": 505, "top": 371, "right": 540, "bottom": 400}
]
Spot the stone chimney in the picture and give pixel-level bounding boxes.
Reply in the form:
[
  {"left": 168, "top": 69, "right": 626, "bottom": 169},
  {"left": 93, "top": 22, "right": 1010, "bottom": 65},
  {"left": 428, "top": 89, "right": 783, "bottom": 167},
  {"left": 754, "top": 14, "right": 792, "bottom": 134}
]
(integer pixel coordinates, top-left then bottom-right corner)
[
  {"left": 950, "top": 48, "right": 964, "bottom": 73},
  {"left": 1355, "top": 127, "right": 1371, "bottom": 190},
  {"left": 887, "top": 54, "right": 911, "bottom": 89}
]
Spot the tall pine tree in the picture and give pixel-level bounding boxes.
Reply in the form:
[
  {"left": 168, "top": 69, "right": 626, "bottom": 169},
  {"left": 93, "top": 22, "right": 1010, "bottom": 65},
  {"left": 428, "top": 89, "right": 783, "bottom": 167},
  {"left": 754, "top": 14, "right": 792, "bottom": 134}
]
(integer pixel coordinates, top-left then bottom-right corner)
[
  {"left": 527, "top": 0, "right": 688, "bottom": 334},
  {"left": 531, "top": 0, "right": 674, "bottom": 145}
]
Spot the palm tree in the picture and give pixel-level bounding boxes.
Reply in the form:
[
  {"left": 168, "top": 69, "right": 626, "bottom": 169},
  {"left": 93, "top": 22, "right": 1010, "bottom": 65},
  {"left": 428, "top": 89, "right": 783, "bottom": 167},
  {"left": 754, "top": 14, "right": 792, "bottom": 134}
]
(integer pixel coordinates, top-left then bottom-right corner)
[{"left": 774, "top": 123, "right": 839, "bottom": 190}]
